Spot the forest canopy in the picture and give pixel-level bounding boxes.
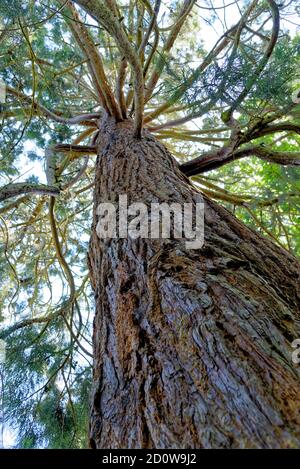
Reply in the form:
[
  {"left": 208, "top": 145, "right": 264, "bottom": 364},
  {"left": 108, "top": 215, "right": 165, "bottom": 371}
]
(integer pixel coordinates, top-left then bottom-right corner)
[{"left": 0, "top": 0, "right": 299, "bottom": 448}]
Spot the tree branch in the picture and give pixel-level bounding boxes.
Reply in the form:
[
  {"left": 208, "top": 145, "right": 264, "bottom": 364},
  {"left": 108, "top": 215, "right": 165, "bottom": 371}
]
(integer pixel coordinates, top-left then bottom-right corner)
[
  {"left": 0, "top": 311, "right": 63, "bottom": 340},
  {"left": 226, "top": 0, "right": 280, "bottom": 118},
  {"left": 73, "top": 0, "right": 144, "bottom": 137},
  {"left": 51, "top": 143, "right": 97, "bottom": 155},
  {"left": 180, "top": 144, "right": 300, "bottom": 176},
  {"left": 116, "top": 57, "right": 128, "bottom": 119},
  {"left": 144, "top": 18, "right": 241, "bottom": 123},
  {"left": 62, "top": 1, "right": 122, "bottom": 120},
  {"left": 0, "top": 183, "right": 60, "bottom": 203},
  {"left": 144, "top": 0, "right": 195, "bottom": 103},
  {"left": 139, "top": 0, "right": 161, "bottom": 77},
  {"left": 6, "top": 86, "right": 100, "bottom": 126}
]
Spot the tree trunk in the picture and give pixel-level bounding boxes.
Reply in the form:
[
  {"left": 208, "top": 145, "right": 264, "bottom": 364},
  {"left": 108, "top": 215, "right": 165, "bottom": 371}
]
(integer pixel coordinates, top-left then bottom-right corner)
[{"left": 88, "top": 117, "right": 300, "bottom": 449}]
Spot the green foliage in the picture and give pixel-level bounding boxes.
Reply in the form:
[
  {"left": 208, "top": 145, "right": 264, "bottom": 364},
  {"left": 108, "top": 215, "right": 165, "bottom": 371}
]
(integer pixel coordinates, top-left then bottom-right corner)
[
  {"left": 210, "top": 158, "right": 300, "bottom": 254},
  {"left": 3, "top": 321, "right": 91, "bottom": 448}
]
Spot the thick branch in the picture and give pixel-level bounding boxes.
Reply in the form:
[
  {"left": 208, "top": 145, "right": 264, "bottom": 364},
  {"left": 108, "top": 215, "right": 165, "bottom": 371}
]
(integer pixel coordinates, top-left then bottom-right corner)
[
  {"left": 180, "top": 144, "right": 300, "bottom": 176},
  {"left": 247, "top": 121, "right": 300, "bottom": 140},
  {"left": 52, "top": 143, "right": 97, "bottom": 155},
  {"left": 0, "top": 183, "right": 60, "bottom": 203},
  {"left": 73, "top": 0, "right": 144, "bottom": 137},
  {"left": 116, "top": 57, "right": 128, "bottom": 119},
  {"left": 63, "top": 1, "right": 122, "bottom": 120}
]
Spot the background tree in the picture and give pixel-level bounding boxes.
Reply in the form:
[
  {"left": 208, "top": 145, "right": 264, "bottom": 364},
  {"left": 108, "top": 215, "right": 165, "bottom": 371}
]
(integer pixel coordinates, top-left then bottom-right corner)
[{"left": 0, "top": 0, "right": 299, "bottom": 448}]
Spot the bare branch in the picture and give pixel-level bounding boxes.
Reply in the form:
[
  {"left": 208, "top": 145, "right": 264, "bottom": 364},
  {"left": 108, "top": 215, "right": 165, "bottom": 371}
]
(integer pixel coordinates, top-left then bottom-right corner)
[
  {"left": 51, "top": 144, "right": 97, "bottom": 155},
  {"left": 246, "top": 122, "right": 300, "bottom": 141},
  {"left": 180, "top": 144, "right": 300, "bottom": 176},
  {"left": 0, "top": 183, "right": 60, "bottom": 203}
]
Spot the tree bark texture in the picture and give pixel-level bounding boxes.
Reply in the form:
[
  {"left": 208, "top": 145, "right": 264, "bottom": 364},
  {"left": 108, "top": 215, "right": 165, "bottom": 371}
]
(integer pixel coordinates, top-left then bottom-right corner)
[{"left": 88, "top": 118, "right": 300, "bottom": 449}]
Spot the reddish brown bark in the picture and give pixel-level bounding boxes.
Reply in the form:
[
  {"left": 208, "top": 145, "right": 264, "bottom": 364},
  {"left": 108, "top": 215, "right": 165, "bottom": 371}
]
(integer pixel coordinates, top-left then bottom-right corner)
[{"left": 88, "top": 117, "right": 300, "bottom": 449}]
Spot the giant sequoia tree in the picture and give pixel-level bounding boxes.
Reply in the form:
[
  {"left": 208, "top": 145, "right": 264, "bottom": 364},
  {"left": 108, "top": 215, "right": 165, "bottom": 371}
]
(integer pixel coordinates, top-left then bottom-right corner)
[{"left": 0, "top": 0, "right": 300, "bottom": 449}]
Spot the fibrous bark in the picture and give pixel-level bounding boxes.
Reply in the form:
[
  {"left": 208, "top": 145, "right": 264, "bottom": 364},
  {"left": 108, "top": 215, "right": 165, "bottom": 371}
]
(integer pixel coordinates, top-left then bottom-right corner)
[{"left": 88, "top": 117, "right": 300, "bottom": 449}]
